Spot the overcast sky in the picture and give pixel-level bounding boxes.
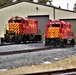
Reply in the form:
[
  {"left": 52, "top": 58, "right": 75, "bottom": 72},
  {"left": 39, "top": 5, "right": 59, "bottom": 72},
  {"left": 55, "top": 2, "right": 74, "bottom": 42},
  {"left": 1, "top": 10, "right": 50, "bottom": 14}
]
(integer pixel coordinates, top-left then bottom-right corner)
[
  {"left": 33, "top": 0, "right": 76, "bottom": 11},
  {"left": 52, "top": 0, "right": 76, "bottom": 10}
]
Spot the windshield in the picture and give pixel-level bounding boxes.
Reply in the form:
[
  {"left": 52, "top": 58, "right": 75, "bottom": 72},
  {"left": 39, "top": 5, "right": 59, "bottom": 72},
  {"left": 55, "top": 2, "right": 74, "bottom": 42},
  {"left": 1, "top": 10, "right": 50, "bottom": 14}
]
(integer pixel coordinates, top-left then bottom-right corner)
[
  {"left": 52, "top": 24, "right": 60, "bottom": 27},
  {"left": 12, "top": 20, "right": 22, "bottom": 23}
]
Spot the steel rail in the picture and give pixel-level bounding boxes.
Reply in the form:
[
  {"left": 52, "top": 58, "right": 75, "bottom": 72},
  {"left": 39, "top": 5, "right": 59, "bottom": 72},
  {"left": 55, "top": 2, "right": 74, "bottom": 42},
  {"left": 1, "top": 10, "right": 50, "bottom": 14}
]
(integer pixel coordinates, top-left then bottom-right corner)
[
  {"left": 0, "top": 45, "right": 74, "bottom": 56},
  {"left": 0, "top": 42, "right": 43, "bottom": 46},
  {"left": 0, "top": 43, "right": 15, "bottom": 46},
  {"left": 0, "top": 47, "right": 51, "bottom": 56},
  {"left": 19, "top": 68, "right": 76, "bottom": 75}
]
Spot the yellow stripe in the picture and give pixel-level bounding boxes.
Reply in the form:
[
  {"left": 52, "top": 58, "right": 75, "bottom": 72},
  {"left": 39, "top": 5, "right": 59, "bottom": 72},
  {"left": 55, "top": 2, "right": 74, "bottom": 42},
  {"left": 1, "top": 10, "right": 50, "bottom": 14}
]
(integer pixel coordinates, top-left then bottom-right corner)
[
  {"left": 8, "top": 23, "right": 21, "bottom": 34},
  {"left": 48, "top": 27, "right": 60, "bottom": 38}
]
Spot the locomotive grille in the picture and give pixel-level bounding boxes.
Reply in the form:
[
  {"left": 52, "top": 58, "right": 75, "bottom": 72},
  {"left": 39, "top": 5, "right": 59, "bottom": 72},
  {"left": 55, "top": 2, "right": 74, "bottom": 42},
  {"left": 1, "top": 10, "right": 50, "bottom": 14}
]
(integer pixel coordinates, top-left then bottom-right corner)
[
  {"left": 8, "top": 23, "right": 21, "bottom": 34},
  {"left": 47, "top": 27, "right": 60, "bottom": 38}
]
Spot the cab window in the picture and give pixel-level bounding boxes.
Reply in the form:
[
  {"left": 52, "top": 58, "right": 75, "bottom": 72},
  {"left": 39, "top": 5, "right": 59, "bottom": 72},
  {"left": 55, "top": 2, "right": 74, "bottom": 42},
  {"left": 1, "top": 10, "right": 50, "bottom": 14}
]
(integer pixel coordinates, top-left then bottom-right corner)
[
  {"left": 61, "top": 24, "right": 63, "bottom": 28},
  {"left": 52, "top": 24, "right": 60, "bottom": 27}
]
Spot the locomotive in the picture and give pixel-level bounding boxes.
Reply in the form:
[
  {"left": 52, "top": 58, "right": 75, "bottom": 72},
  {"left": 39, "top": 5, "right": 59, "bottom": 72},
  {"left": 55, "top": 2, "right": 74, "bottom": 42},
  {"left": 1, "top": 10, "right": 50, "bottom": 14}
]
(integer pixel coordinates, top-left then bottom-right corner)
[
  {"left": 4, "top": 16, "right": 42, "bottom": 44},
  {"left": 45, "top": 20, "right": 75, "bottom": 47}
]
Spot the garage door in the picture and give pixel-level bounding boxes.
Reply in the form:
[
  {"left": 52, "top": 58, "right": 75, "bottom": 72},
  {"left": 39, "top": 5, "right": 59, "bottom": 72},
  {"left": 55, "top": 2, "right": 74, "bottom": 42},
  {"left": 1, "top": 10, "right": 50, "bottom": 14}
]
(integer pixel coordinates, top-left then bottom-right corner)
[{"left": 28, "top": 15, "right": 49, "bottom": 34}]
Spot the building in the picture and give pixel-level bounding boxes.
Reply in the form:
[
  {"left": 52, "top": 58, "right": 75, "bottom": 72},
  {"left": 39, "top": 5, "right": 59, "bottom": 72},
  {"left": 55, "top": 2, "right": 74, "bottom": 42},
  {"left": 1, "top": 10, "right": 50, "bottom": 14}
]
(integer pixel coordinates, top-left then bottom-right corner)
[{"left": 0, "top": 1, "right": 76, "bottom": 38}]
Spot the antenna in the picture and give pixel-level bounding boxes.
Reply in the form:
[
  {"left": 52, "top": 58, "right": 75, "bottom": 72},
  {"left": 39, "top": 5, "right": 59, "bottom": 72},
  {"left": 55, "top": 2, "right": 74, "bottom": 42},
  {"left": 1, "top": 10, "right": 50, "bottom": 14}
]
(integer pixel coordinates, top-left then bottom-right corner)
[{"left": 67, "top": 3, "right": 69, "bottom": 10}]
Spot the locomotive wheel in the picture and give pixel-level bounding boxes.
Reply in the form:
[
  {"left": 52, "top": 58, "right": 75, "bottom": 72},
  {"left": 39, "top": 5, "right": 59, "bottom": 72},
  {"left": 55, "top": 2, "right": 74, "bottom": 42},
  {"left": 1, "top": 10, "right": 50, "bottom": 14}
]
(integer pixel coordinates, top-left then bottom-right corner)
[
  {"left": 13, "top": 34, "right": 20, "bottom": 44},
  {"left": 22, "top": 38, "right": 27, "bottom": 44},
  {"left": 69, "top": 39, "right": 75, "bottom": 47},
  {"left": 4, "top": 34, "right": 10, "bottom": 43}
]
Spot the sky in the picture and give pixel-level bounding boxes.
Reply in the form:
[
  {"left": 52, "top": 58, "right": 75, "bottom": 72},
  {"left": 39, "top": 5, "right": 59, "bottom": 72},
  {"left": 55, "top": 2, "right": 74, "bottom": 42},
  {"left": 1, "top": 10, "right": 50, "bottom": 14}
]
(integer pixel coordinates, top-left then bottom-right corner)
[
  {"left": 33, "top": 0, "right": 76, "bottom": 11},
  {"left": 52, "top": 0, "right": 76, "bottom": 11}
]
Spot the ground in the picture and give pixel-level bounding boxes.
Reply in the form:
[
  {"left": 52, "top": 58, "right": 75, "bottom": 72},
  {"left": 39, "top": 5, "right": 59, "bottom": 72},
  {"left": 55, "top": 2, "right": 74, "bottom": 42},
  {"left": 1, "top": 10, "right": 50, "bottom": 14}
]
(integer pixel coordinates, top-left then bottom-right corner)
[{"left": 0, "top": 55, "right": 76, "bottom": 75}]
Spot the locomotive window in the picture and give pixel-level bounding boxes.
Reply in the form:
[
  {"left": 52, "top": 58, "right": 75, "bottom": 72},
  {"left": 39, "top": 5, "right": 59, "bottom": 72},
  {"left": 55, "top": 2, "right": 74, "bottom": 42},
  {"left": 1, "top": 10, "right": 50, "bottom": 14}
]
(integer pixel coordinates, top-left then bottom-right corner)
[
  {"left": 52, "top": 24, "right": 60, "bottom": 27},
  {"left": 12, "top": 20, "right": 22, "bottom": 23},
  {"left": 23, "top": 20, "right": 25, "bottom": 24},
  {"left": 69, "top": 24, "right": 71, "bottom": 28},
  {"left": 35, "top": 21, "right": 37, "bottom": 23},
  {"left": 52, "top": 24, "right": 55, "bottom": 27},
  {"left": 48, "top": 25, "right": 50, "bottom": 28},
  {"left": 63, "top": 25, "right": 66, "bottom": 28},
  {"left": 61, "top": 24, "right": 63, "bottom": 28}
]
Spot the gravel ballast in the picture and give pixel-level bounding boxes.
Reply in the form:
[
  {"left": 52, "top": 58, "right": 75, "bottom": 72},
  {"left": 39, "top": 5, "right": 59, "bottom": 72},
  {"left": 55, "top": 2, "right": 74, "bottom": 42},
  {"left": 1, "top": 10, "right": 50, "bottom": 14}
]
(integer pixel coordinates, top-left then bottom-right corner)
[
  {"left": 0, "top": 43, "right": 45, "bottom": 52},
  {"left": 0, "top": 43, "right": 76, "bottom": 70}
]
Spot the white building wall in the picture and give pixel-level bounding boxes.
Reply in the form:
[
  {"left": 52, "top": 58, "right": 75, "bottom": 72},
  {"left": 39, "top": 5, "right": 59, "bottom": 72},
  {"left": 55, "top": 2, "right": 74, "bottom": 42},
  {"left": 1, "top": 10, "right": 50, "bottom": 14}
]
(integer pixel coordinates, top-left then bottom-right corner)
[
  {"left": 0, "top": 2, "right": 54, "bottom": 37},
  {"left": 55, "top": 9, "right": 76, "bottom": 19},
  {"left": 0, "top": 2, "right": 76, "bottom": 37}
]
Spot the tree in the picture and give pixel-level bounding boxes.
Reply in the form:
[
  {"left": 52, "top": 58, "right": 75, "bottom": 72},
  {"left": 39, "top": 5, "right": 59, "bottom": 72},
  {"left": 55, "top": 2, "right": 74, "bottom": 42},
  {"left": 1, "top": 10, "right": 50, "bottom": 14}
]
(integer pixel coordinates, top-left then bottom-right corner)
[
  {"left": 73, "top": 3, "right": 76, "bottom": 12},
  {"left": 17, "top": 0, "right": 33, "bottom": 2},
  {"left": 17, "top": 0, "right": 48, "bottom": 4},
  {"left": 38, "top": 0, "right": 48, "bottom": 4},
  {"left": 0, "top": 0, "right": 13, "bottom": 7},
  {"left": 0, "top": 0, "right": 48, "bottom": 7}
]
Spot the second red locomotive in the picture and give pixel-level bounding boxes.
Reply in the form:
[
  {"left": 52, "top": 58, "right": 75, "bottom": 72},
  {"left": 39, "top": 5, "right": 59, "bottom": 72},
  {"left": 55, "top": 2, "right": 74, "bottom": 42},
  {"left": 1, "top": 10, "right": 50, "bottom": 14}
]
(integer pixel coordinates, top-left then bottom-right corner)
[
  {"left": 45, "top": 20, "right": 75, "bottom": 47},
  {"left": 4, "top": 16, "right": 42, "bottom": 44}
]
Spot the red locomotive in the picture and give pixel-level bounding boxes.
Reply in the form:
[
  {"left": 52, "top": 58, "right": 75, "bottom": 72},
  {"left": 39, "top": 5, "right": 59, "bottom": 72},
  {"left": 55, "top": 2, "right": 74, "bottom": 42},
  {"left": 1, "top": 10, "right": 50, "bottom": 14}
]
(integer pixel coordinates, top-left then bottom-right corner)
[
  {"left": 4, "top": 16, "right": 42, "bottom": 44},
  {"left": 45, "top": 20, "right": 75, "bottom": 47}
]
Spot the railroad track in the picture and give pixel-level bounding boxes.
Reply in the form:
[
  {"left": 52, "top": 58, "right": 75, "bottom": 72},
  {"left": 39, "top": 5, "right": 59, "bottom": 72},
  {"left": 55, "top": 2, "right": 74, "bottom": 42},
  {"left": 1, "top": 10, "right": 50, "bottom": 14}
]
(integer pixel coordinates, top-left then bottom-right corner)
[
  {"left": 0, "top": 42, "right": 43, "bottom": 46},
  {"left": 0, "top": 46, "right": 74, "bottom": 56},
  {"left": 20, "top": 68, "right": 76, "bottom": 75},
  {"left": 0, "top": 47, "right": 51, "bottom": 56},
  {"left": 0, "top": 43, "right": 16, "bottom": 46}
]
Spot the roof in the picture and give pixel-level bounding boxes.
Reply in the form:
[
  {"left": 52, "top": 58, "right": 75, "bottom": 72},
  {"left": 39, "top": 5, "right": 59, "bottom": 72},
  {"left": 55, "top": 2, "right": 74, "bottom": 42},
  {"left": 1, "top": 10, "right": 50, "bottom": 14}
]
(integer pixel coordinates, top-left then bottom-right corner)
[{"left": 0, "top": 0, "right": 76, "bottom": 13}]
